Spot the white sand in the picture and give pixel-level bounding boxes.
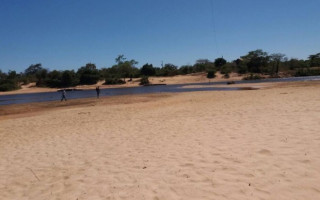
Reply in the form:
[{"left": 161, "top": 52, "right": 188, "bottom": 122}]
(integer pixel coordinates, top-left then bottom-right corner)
[{"left": 1, "top": 82, "right": 320, "bottom": 200}]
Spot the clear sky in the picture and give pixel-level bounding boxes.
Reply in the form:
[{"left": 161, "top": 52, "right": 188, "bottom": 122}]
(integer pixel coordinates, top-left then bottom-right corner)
[{"left": 1, "top": 0, "right": 319, "bottom": 72}]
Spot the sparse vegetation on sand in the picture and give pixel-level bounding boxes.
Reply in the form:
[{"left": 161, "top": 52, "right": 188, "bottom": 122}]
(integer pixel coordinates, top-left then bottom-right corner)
[{"left": 1, "top": 51, "right": 319, "bottom": 92}]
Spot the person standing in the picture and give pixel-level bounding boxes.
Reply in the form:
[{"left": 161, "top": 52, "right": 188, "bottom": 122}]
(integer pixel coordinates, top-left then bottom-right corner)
[
  {"left": 96, "top": 86, "right": 100, "bottom": 98},
  {"left": 61, "top": 89, "right": 67, "bottom": 101}
]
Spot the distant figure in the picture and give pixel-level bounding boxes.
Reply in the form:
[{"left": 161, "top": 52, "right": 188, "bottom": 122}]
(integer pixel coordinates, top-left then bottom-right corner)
[
  {"left": 96, "top": 86, "right": 100, "bottom": 98},
  {"left": 61, "top": 89, "right": 67, "bottom": 101}
]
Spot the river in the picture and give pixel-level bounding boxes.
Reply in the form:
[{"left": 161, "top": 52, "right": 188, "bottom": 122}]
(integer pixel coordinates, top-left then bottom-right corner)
[{"left": 0, "top": 76, "right": 319, "bottom": 106}]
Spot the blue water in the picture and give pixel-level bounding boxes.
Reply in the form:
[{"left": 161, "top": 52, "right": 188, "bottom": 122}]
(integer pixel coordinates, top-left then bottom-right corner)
[{"left": 1, "top": 76, "right": 320, "bottom": 106}]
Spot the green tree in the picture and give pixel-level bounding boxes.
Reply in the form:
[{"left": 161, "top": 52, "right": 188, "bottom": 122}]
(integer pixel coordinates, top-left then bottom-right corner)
[
  {"left": 193, "top": 61, "right": 215, "bottom": 73},
  {"left": 160, "top": 64, "right": 178, "bottom": 76},
  {"left": 115, "top": 55, "right": 126, "bottom": 65},
  {"left": 141, "top": 63, "right": 156, "bottom": 76},
  {"left": 0, "top": 70, "right": 20, "bottom": 91},
  {"left": 7, "top": 70, "right": 17, "bottom": 79},
  {"left": 241, "top": 49, "right": 269, "bottom": 73},
  {"left": 77, "top": 63, "right": 100, "bottom": 85},
  {"left": 309, "top": 53, "right": 320, "bottom": 67},
  {"left": 25, "top": 63, "right": 43, "bottom": 75},
  {"left": 103, "top": 66, "right": 125, "bottom": 85},
  {"left": 193, "top": 63, "right": 206, "bottom": 72},
  {"left": 112, "top": 55, "right": 139, "bottom": 81},
  {"left": 118, "top": 62, "right": 132, "bottom": 81},
  {"left": 0, "top": 70, "right": 7, "bottom": 80},
  {"left": 61, "top": 70, "right": 77, "bottom": 87},
  {"left": 233, "top": 59, "right": 247, "bottom": 74},
  {"left": 270, "top": 53, "right": 286, "bottom": 74},
  {"left": 36, "top": 69, "right": 48, "bottom": 86},
  {"left": 214, "top": 57, "right": 227, "bottom": 70},
  {"left": 45, "top": 70, "right": 62, "bottom": 87},
  {"left": 179, "top": 65, "right": 193, "bottom": 75},
  {"left": 286, "top": 58, "right": 308, "bottom": 70}
]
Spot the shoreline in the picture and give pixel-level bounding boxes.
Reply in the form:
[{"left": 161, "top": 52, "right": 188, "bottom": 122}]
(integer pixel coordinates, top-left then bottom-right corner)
[
  {"left": 0, "top": 93, "right": 173, "bottom": 120},
  {"left": 0, "top": 72, "right": 244, "bottom": 96},
  {"left": 1, "top": 73, "right": 319, "bottom": 96},
  {"left": 1, "top": 81, "right": 319, "bottom": 120}
]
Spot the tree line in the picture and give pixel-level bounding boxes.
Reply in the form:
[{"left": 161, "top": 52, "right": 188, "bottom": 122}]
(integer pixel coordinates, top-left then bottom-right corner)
[{"left": 1, "top": 50, "right": 320, "bottom": 91}]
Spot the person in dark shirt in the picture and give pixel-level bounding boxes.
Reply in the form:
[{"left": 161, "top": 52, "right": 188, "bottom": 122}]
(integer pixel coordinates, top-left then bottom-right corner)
[{"left": 96, "top": 86, "right": 100, "bottom": 98}]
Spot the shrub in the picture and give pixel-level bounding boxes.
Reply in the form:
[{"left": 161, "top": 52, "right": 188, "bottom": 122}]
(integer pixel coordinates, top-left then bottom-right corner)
[
  {"left": 214, "top": 57, "right": 227, "bottom": 70},
  {"left": 157, "top": 64, "right": 178, "bottom": 76},
  {"left": 104, "top": 77, "right": 125, "bottom": 85},
  {"left": 79, "top": 73, "right": 100, "bottom": 85},
  {"left": 238, "top": 64, "right": 248, "bottom": 74},
  {"left": 139, "top": 76, "right": 150, "bottom": 85},
  {"left": 179, "top": 65, "right": 193, "bottom": 75},
  {"left": 0, "top": 80, "right": 20, "bottom": 91},
  {"left": 294, "top": 68, "right": 320, "bottom": 77},
  {"left": 220, "top": 65, "right": 232, "bottom": 74},
  {"left": 61, "top": 70, "right": 77, "bottom": 87},
  {"left": 20, "top": 77, "right": 30, "bottom": 85},
  {"left": 44, "top": 78, "right": 62, "bottom": 88},
  {"left": 223, "top": 73, "right": 230, "bottom": 78},
  {"left": 243, "top": 74, "right": 263, "bottom": 80},
  {"left": 207, "top": 70, "right": 216, "bottom": 79},
  {"left": 77, "top": 63, "right": 100, "bottom": 85},
  {"left": 141, "top": 64, "right": 156, "bottom": 76},
  {"left": 193, "top": 63, "right": 206, "bottom": 73}
]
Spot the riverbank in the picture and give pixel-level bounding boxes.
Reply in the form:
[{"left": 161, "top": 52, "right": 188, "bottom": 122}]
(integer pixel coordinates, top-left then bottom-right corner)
[
  {"left": 1, "top": 81, "right": 320, "bottom": 199},
  {"left": 0, "top": 72, "right": 243, "bottom": 96}
]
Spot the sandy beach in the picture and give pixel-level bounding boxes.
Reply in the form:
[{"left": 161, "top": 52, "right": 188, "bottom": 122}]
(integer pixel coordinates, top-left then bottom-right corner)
[{"left": 1, "top": 81, "right": 320, "bottom": 200}]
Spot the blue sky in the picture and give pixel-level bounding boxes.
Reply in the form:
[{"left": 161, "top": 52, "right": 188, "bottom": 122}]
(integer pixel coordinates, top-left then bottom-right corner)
[{"left": 1, "top": 0, "right": 319, "bottom": 72}]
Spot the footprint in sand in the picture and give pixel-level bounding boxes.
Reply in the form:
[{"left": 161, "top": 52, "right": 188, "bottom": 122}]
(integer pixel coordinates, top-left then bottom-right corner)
[{"left": 258, "top": 149, "right": 272, "bottom": 156}]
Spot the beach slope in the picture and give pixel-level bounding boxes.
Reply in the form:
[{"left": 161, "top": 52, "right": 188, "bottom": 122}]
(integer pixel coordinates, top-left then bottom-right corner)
[{"left": 1, "top": 81, "right": 320, "bottom": 200}]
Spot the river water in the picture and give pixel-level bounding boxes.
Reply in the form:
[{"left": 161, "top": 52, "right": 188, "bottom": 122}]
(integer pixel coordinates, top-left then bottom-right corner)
[{"left": 1, "top": 76, "right": 319, "bottom": 106}]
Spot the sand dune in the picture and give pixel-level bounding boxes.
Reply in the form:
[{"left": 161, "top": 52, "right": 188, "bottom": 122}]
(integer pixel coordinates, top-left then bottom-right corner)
[{"left": 1, "top": 81, "right": 320, "bottom": 200}]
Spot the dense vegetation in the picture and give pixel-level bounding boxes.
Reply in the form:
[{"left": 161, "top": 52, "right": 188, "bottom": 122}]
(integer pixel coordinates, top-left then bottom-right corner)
[{"left": 1, "top": 50, "right": 319, "bottom": 91}]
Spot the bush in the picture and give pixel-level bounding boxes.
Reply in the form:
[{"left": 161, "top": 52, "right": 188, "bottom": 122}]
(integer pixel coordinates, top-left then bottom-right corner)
[
  {"left": 61, "top": 70, "right": 78, "bottom": 87},
  {"left": 141, "top": 64, "right": 156, "bottom": 76},
  {"left": 220, "top": 65, "right": 232, "bottom": 74},
  {"left": 223, "top": 73, "right": 230, "bottom": 78},
  {"left": 214, "top": 57, "right": 227, "bottom": 70},
  {"left": 77, "top": 63, "right": 100, "bottom": 85},
  {"left": 157, "top": 64, "right": 178, "bottom": 76},
  {"left": 104, "top": 77, "right": 125, "bottom": 85},
  {"left": 221, "top": 65, "right": 231, "bottom": 79},
  {"left": 207, "top": 70, "right": 216, "bottom": 79},
  {"left": 0, "top": 80, "right": 20, "bottom": 91},
  {"left": 238, "top": 64, "right": 248, "bottom": 74},
  {"left": 294, "top": 68, "right": 320, "bottom": 77},
  {"left": 79, "top": 73, "right": 100, "bottom": 85},
  {"left": 178, "top": 65, "right": 193, "bottom": 75},
  {"left": 193, "top": 63, "right": 206, "bottom": 73},
  {"left": 243, "top": 74, "right": 263, "bottom": 80},
  {"left": 44, "top": 78, "right": 62, "bottom": 88},
  {"left": 20, "top": 77, "right": 30, "bottom": 85},
  {"left": 139, "top": 76, "right": 150, "bottom": 85}
]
